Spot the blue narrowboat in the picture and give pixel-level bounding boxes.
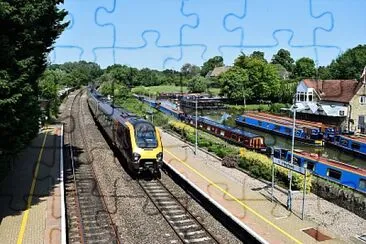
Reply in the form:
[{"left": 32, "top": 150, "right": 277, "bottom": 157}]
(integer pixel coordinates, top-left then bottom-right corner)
[
  {"left": 273, "top": 148, "right": 366, "bottom": 193},
  {"left": 236, "top": 112, "right": 324, "bottom": 146},
  {"left": 324, "top": 130, "right": 366, "bottom": 158}
]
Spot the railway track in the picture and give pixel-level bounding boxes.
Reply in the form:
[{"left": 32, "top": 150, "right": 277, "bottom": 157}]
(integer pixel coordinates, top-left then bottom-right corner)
[
  {"left": 65, "top": 90, "right": 121, "bottom": 243},
  {"left": 138, "top": 178, "right": 219, "bottom": 244}
]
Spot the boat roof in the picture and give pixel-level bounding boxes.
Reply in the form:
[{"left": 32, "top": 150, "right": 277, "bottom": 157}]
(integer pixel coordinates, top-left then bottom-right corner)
[
  {"left": 242, "top": 112, "right": 322, "bottom": 130},
  {"left": 340, "top": 134, "right": 366, "bottom": 144},
  {"left": 200, "top": 117, "right": 262, "bottom": 139},
  {"left": 293, "top": 149, "right": 366, "bottom": 176}
]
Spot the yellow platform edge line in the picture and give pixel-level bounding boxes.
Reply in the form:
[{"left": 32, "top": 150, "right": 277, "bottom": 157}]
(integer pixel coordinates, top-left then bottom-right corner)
[
  {"left": 17, "top": 131, "right": 48, "bottom": 244},
  {"left": 164, "top": 148, "right": 302, "bottom": 244}
]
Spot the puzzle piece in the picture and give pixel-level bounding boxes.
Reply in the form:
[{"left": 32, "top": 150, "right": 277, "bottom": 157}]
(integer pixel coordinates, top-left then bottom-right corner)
[
  {"left": 94, "top": 31, "right": 182, "bottom": 69},
  {"left": 51, "top": 0, "right": 115, "bottom": 63},
  {"left": 180, "top": 0, "right": 245, "bottom": 61},
  {"left": 310, "top": 0, "right": 366, "bottom": 54},
  {"left": 96, "top": 0, "right": 196, "bottom": 48},
  {"left": 224, "top": 0, "right": 333, "bottom": 48},
  {"left": 220, "top": 31, "right": 341, "bottom": 66},
  {"left": 163, "top": 45, "right": 207, "bottom": 69}
]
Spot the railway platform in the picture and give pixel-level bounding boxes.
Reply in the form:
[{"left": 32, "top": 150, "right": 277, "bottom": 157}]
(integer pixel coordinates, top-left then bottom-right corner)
[
  {"left": 161, "top": 130, "right": 365, "bottom": 243},
  {"left": 0, "top": 125, "right": 65, "bottom": 244}
]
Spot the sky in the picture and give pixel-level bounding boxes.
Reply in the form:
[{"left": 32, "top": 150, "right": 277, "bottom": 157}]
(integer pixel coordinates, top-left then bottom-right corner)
[{"left": 50, "top": 0, "right": 366, "bottom": 70}]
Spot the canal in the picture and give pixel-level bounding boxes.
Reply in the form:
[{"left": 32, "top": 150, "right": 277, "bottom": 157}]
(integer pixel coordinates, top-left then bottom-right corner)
[{"left": 201, "top": 111, "right": 366, "bottom": 169}]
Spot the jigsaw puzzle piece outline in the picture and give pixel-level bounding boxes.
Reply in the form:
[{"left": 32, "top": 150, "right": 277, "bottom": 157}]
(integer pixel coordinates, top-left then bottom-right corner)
[
  {"left": 223, "top": 0, "right": 334, "bottom": 48},
  {"left": 179, "top": 0, "right": 245, "bottom": 61}
]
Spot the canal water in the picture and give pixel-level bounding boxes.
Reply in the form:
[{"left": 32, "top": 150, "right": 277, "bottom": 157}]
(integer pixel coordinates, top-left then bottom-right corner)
[{"left": 202, "top": 111, "right": 366, "bottom": 169}]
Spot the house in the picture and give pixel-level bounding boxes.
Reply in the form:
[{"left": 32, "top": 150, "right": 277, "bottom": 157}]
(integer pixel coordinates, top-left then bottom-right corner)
[
  {"left": 206, "top": 66, "right": 231, "bottom": 78},
  {"left": 293, "top": 70, "right": 366, "bottom": 133}
]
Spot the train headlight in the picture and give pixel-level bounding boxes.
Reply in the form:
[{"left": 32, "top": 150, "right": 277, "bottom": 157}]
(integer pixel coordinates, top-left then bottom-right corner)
[
  {"left": 156, "top": 152, "right": 163, "bottom": 162},
  {"left": 133, "top": 153, "right": 141, "bottom": 162}
]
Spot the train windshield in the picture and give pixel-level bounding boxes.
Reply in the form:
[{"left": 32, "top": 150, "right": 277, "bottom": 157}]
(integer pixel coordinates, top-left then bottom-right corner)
[{"left": 134, "top": 122, "right": 158, "bottom": 148}]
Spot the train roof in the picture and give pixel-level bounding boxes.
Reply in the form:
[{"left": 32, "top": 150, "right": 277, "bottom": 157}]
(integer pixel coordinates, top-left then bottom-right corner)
[
  {"left": 90, "top": 90, "right": 151, "bottom": 126},
  {"left": 200, "top": 117, "right": 262, "bottom": 139}
]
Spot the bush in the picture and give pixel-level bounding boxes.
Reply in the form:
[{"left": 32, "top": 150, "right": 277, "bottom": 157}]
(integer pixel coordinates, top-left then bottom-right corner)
[
  {"left": 222, "top": 155, "right": 239, "bottom": 168},
  {"left": 168, "top": 119, "right": 312, "bottom": 192},
  {"left": 239, "top": 148, "right": 311, "bottom": 192}
]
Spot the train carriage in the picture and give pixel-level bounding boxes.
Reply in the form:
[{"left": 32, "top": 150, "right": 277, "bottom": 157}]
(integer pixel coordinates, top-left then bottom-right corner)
[{"left": 88, "top": 89, "right": 163, "bottom": 177}]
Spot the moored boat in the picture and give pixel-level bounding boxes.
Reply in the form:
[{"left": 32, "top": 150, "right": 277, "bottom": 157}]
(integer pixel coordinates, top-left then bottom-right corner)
[
  {"left": 236, "top": 112, "right": 325, "bottom": 146},
  {"left": 273, "top": 148, "right": 366, "bottom": 193}
]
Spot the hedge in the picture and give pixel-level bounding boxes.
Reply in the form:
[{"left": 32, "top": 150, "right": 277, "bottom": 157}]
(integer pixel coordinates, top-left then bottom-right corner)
[{"left": 168, "top": 120, "right": 312, "bottom": 192}]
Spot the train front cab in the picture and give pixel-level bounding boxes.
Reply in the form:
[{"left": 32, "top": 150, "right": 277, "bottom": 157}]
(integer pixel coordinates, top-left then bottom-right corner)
[{"left": 117, "top": 120, "right": 163, "bottom": 176}]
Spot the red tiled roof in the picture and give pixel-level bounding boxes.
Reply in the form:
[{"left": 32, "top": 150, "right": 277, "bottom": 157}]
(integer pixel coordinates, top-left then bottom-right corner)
[{"left": 303, "top": 79, "right": 362, "bottom": 103}]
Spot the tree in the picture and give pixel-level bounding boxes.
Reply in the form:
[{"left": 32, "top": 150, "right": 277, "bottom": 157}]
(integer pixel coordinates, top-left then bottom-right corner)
[
  {"left": 271, "top": 49, "right": 294, "bottom": 73},
  {"left": 317, "top": 66, "right": 332, "bottom": 80},
  {"left": 0, "top": 1, "right": 68, "bottom": 159},
  {"left": 38, "top": 70, "right": 60, "bottom": 118},
  {"left": 328, "top": 44, "right": 366, "bottom": 79},
  {"left": 234, "top": 53, "right": 281, "bottom": 102},
  {"left": 187, "top": 76, "right": 208, "bottom": 93},
  {"left": 98, "top": 73, "right": 130, "bottom": 99},
  {"left": 181, "top": 63, "right": 200, "bottom": 78},
  {"left": 218, "top": 67, "right": 252, "bottom": 103},
  {"left": 200, "top": 56, "right": 224, "bottom": 76},
  {"left": 250, "top": 51, "right": 267, "bottom": 63},
  {"left": 293, "top": 57, "right": 316, "bottom": 79}
]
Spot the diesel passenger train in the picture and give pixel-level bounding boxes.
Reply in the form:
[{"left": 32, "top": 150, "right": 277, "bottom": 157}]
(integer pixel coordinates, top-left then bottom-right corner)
[{"left": 88, "top": 88, "right": 163, "bottom": 177}]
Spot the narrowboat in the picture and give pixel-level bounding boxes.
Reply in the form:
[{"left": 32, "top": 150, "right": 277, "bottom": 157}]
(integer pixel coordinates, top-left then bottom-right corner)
[
  {"left": 191, "top": 116, "right": 267, "bottom": 152},
  {"left": 236, "top": 112, "right": 324, "bottom": 146},
  {"left": 324, "top": 130, "right": 366, "bottom": 158},
  {"left": 273, "top": 148, "right": 366, "bottom": 193}
]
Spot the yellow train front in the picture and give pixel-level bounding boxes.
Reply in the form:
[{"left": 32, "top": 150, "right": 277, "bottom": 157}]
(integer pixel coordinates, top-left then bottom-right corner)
[{"left": 87, "top": 88, "right": 163, "bottom": 177}]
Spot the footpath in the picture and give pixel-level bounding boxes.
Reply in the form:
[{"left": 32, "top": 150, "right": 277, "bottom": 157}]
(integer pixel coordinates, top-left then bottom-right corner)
[{"left": 0, "top": 125, "right": 65, "bottom": 244}]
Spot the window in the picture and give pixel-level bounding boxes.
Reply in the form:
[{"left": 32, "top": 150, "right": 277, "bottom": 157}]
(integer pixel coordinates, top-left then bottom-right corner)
[
  {"left": 231, "top": 134, "right": 237, "bottom": 140},
  {"left": 308, "top": 92, "right": 313, "bottom": 102},
  {"left": 239, "top": 137, "right": 244, "bottom": 142},
  {"left": 360, "top": 96, "right": 366, "bottom": 105},
  {"left": 305, "top": 161, "right": 315, "bottom": 171},
  {"left": 340, "top": 138, "right": 348, "bottom": 146},
  {"left": 327, "top": 168, "right": 342, "bottom": 180},
  {"left": 134, "top": 122, "right": 158, "bottom": 148},
  {"left": 220, "top": 130, "right": 225, "bottom": 136},
  {"left": 299, "top": 92, "right": 305, "bottom": 102},
  {"left": 339, "top": 110, "right": 345, "bottom": 116},
  {"left": 351, "top": 143, "right": 361, "bottom": 150},
  {"left": 359, "top": 179, "right": 366, "bottom": 190}
]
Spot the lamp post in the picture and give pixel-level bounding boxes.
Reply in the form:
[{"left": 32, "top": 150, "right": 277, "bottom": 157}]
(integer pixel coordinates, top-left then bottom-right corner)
[
  {"left": 287, "top": 97, "right": 297, "bottom": 211},
  {"left": 195, "top": 96, "right": 198, "bottom": 155}
]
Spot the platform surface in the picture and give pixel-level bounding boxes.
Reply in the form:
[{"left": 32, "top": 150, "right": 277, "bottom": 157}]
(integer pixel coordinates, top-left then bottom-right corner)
[
  {"left": 0, "top": 125, "right": 64, "bottom": 244},
  {"left": 161, "top": 130, "right": 358, "bottom": 244}
]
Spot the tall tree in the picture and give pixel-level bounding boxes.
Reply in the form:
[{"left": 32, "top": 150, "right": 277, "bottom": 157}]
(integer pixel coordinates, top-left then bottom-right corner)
[
  {"left": 181, "top": 63, "right": 200, "bottom": 78},
  {"left": 250, "top": 51, "right": 267, "bottom": 63},
  {"left": 187, "top": 76, "right": 208, "bottom": 93},
  {"left": 0, "top": 1, "right": 68, "bottom": 158},
  {"left": 218, "top": 67, "right": 251, "bottom": 104},
  {"left": 200, "top": 56, "right": 224, "bottom": 76},
  {"left": 271, "top": 49, "right": 294, "bottom": 73},
  {"left": 293, "top": 57, "right": 316, "bottom": 79},
  {"left": 328, "top": 44, "right": 366, "bottom": 79},
  {"left": 234, "top": 54, "right": 281, "bottom": 101}
]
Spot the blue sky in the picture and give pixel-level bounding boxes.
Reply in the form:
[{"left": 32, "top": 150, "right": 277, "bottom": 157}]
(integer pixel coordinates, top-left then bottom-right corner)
[{"left": 51, "top": 0, "right": 366, "bottom": 70}]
